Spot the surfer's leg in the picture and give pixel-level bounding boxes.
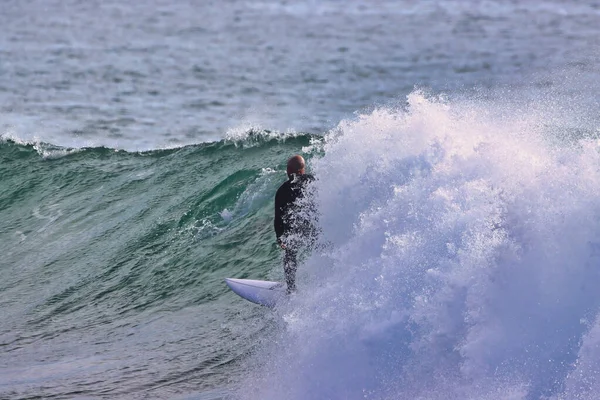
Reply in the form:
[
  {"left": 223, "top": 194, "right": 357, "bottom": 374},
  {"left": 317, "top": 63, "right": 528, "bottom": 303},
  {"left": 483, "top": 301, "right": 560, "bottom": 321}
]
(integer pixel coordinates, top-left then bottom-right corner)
[{"left": 283, "top": 249, "right": 297, "bottom": 293}]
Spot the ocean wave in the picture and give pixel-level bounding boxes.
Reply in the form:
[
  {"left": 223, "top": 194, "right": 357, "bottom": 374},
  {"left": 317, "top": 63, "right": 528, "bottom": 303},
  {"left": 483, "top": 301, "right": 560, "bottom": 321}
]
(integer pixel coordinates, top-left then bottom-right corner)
[{"left": 0, "top": 122, "right": 316, "bottom": 397}]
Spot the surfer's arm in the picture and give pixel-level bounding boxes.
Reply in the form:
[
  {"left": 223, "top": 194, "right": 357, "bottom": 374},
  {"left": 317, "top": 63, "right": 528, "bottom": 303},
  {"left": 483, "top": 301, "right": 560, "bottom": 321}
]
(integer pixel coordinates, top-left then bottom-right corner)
[{"left": 274, "top": 188, "right": 285, "bottom": 242}]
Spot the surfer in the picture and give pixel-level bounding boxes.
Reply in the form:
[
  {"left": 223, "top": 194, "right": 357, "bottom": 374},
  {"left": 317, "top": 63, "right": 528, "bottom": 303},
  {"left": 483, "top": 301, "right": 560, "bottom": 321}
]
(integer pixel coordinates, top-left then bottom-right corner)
[{"left": 274, "top": 155, "right": 315, "bottom": 293}]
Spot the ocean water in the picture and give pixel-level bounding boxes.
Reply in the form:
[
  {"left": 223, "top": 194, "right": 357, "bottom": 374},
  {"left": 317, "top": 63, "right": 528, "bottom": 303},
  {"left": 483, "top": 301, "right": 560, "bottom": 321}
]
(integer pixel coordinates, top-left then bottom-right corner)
[{"left": 2, "top": 0, "right": 600, "bottom": 399}]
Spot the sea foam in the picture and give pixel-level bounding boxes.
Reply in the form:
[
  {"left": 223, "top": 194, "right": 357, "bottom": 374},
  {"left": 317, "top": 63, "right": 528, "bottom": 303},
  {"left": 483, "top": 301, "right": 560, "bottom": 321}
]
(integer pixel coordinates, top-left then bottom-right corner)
[{"left": 239, "top": 90, "right": 600, "bottom": 399}]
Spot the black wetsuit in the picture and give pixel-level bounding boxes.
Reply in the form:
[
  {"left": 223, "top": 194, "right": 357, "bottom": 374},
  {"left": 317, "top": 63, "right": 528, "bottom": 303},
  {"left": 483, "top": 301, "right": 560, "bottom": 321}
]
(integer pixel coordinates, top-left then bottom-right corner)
[{"left": 274, "top": 173, "right": 315, "bottom": 292}]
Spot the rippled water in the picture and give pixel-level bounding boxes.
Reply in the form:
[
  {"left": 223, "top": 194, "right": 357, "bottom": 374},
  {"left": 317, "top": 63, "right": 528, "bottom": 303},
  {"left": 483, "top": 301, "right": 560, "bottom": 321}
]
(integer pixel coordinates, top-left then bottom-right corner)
[{"left": 2, "top": 0, "right": 599, "bottom": 149}]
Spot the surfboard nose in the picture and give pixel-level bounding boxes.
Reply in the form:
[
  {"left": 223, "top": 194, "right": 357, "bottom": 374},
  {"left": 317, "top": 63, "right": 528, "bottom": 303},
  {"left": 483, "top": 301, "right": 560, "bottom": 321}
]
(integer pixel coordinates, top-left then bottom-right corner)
[{"left": 224, "top": 278, "right": 286, "bottom": 307}]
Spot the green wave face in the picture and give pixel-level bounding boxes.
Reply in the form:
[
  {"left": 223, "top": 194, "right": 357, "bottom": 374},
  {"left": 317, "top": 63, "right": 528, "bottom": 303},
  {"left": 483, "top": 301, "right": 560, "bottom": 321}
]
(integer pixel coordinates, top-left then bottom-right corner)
[{"left": 0, "top": 133, "right": 315, "bottom": 397}]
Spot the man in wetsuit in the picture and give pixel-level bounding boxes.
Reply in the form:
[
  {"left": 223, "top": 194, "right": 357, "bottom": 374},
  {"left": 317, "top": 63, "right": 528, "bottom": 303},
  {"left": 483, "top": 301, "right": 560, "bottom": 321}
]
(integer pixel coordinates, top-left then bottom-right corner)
[{"left": 274, "top": 155, "right": 315, "bottom": 293}]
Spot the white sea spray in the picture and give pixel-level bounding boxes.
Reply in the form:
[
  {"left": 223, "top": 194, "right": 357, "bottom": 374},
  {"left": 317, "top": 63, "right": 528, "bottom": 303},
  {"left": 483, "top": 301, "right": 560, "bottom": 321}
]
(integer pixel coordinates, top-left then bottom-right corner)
[{"left": 239, "top": 91, "right": 600, "bottom": 400}]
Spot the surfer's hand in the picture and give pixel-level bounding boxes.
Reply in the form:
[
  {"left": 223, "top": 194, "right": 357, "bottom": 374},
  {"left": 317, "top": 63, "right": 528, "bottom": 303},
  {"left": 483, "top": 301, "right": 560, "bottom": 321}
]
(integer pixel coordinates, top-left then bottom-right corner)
[{"left": 277, "top": 239, "right": 286, "bottom": 249}]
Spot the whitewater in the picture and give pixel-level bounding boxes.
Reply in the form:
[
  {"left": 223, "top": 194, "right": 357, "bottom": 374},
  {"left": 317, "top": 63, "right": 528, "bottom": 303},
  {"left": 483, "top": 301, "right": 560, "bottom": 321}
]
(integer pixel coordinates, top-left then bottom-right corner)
[{"left": 237, "top": 91, "right": 600, "bottom": 400}]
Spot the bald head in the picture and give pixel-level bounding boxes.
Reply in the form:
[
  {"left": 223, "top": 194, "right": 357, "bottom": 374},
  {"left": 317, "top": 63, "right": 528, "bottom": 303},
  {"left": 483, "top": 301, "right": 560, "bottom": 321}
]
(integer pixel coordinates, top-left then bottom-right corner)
[{"left": 287, "top": 155, "right": 305, "bottom": 176}]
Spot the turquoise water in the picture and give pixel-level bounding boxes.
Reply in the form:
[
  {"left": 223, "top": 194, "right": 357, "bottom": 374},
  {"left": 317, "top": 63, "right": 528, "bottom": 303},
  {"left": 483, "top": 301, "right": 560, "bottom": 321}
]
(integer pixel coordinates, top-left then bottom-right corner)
[{"left": 0, "top": 133, "right": 315, "bottom": 398}]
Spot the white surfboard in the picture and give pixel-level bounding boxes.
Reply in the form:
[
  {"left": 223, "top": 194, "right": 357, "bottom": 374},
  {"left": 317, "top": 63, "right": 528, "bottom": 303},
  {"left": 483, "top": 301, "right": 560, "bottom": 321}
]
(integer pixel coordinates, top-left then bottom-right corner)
[{"left": 225, "top": 278, "right": 286, "bottom": 307}]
